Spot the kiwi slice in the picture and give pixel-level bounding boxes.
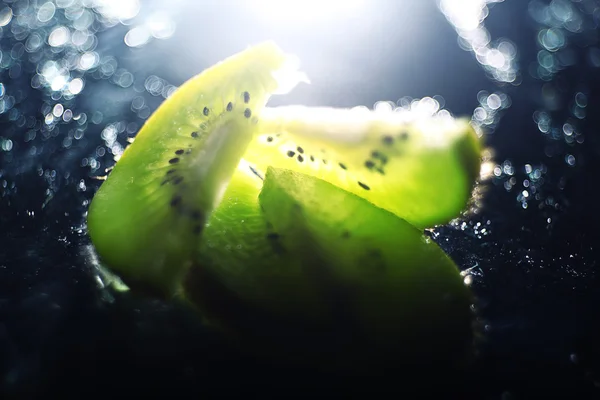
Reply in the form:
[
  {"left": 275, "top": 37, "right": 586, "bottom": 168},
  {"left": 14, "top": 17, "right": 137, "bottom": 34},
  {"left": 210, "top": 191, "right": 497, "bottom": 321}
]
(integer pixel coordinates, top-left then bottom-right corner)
[
  {"left": 248, "top": 106, "right": 481, "bottom": 229},
  {"left": 87, "top": 42, "right": 481, "bottom": 371},
  {"left": 184, "top": 167, "right": 474, "bottom": 372},
  {"left": 87, "top": 42, "right": 307, "bottom": 297},
  {"left": 188, "top": 109, "right": 482, "bottom": 313},
  {"left": 187, "top": 162, "right": 326, "bottom": 325}
]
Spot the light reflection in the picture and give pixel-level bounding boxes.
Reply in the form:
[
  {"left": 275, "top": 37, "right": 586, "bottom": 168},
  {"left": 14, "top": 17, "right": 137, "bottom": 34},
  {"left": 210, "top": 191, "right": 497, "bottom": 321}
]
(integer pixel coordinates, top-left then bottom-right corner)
[
  {"left": 124, "top": 26, "right": 151, "bottom": 48},
  {"left": 124, "top": 12, "right": 176, "bottom": 48},
  {"left": 52, "top": 104, "right": 64, "bottom": 118},
  {"left": 526, "top": 0, "right": 594, "bottom": 204},
  {"left": 78, "top": 52, "right": 99, "bottom": 70},
  {"left": 48, "top": 26, "right": 70, "bottom": 47},
  {"left": 439, "top": 0, "right": 519, "bottom": 84},
  {"left": 93, "top": 0, "right": 140, "bottom": 22},
  {"left": 63, "top": 109, "right": 73, "bottom": 122},
  {"left": 0, "top": 6, "right": 13, "bottom": 27},
  {"left": 250, "top": 0, "right": 365, "bottom": 23},
  {"left": 565, "top": 154, "right": 575, "bottom": 166},
  {"left": 68, "top": 77, "right": 84, "bottom": 94},
  {"left": 145, "top": 12, "right": 176, "bottom": 39},
  {"left": 1, "top": 138, "right": 13, "bottom": 151},
  {"left": 472, "top": 90, "right": 510, "bottom": 132},
  {"left": 50, "top": 73, "right": 69, "bottom": 91},
  {"left": 25, "top": 32, "right": 44, "bottom": 52},
  {"left": 37, "top": 2, "right": 57, "bottom": 23}
]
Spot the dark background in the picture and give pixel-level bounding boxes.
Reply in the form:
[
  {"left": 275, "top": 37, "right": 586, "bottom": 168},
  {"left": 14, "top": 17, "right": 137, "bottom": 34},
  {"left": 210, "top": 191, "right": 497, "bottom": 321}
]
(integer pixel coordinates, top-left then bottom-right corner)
[{"left": 1, "top": 0, "right": 600, "bottom": 398}]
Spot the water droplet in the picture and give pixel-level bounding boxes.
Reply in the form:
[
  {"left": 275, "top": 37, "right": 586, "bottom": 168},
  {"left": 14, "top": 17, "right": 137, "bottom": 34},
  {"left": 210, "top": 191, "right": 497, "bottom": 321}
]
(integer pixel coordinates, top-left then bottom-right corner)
[
  {"left": 0, "top": 7, "right": 13, "bottom": 27},
  {"left": 538, "top": 28, "right": 565, "bottom": 52},
  {"left": 124, "top": 26, "right": 151, "bottom": 48},
  {"left": 574, "top": 92, "right": 587, "bottom": 108},
  {"left": 78, "top": 52, "right": 99, "bottom": 71},
  {"left": 96, "top": 0, "right": 140, "bottom": 21},
  {"left": 1, "top": 138, "right": 13, "bottom": 151},
  {"left": 48, "top": 26, "right": 70, "bottom": 47},
  {"left": 486, "top": 93, "right": 502, "bottom": 110},
  {"left": 52, "top": 104, "right": 64, "bottom": 118},
  {"left": 68, "top": 78, "right": 84, "bottom": 95},
  {"left": 565, "top": 154, "right": 575, "bottom": 166},
  {"left": 37, "top": 2, "right": 56, "bottom": 23}
]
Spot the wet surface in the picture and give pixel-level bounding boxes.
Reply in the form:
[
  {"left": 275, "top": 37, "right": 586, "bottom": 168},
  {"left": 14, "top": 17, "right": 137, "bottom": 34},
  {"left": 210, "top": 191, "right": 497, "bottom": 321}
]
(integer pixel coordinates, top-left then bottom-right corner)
[{"left": 2, "top": 0, "right": 600, "bottom": 398}]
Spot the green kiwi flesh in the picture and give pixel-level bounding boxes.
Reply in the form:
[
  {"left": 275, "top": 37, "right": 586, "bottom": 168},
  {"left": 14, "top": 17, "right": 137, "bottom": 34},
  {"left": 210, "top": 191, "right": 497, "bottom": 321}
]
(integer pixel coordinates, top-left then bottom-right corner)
[
  {"left": 87, "top": 42, "right": 306, "bottom": 297},
  {"left": 249, "top": 107, "right": 481, "bottom": 229},
  {"left": 184, "top": 167, "right": 474, "bottom": 372}
]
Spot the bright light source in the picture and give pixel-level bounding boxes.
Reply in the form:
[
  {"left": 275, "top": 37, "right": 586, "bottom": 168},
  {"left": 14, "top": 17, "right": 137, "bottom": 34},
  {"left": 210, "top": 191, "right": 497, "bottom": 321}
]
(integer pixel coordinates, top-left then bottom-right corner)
[
  {"left": 94, "top": 0, "right": 140, "bottom": 21},
  {"left": 251, "top": 0, "right": 365, "bottom": 24}
]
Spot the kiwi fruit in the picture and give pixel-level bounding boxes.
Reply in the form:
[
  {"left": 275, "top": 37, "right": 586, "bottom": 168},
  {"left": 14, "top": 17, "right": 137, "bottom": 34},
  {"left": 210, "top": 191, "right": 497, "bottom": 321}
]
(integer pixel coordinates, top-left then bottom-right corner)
[
  {"left": 87, "top": 42, "right": 482, "bottom": 373},
  {"left": 249, "top": 106, "right": 481, "bottom": 229},
  {"left": 184, "top": 167, "right": 475, "bottom": 372},
  {"left": 87, "top": 42, "right": 307, "bottom": 297}
]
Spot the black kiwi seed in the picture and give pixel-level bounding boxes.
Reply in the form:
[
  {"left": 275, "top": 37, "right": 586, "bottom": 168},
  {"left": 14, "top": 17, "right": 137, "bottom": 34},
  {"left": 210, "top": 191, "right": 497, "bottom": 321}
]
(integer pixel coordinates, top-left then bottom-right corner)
[
  {"left": 243, "top": 91, "right": 250, "bottom": 103},
  {"left": 226, "top": 102, "right": 233, "bottom": 112},
  {"left": 339, "top": 163, "right": 347, "bottom": 170},
  {"left": 297, "top": 155, "right": 304, "bottom": 163},
  {"left": 287, "top": 150, "right": 295, "bottom": 157},
  {"left": 358, "top": 181, "right": 371, "bottom": 190},
  {"left": 365, "top": 160, "right": 375, "bottom": 169},
  {"left": 266, "top": 233, "right": 280, "bottom": 240},
  {"left": 323, "top": 159, "right": 328, "bottom": 164},
  {"left": 203, "top": 107, "right": 210, "bottom": 116},
  {"left": 190, "top": 210, "right": 202, "bottom": 220},
  {"left": 266, "top": 136, "right": 273, "bottom": 142},
  {"left": 175, "top": 149, "right": 184, "bottom": 155},
  {"left": 382, "top": 135, "right": 394, "bottom": 145},
  {"left": 170, "top": 195, "right": 182, "bottom": 207},
  {"left": 310, "top": 155, "right": 315, "bottom": 162},
  {"left": 191, "top": 131, "right": 198, "bottom": 138},
  {"left": 166, "top": 169, "right": 176, "bottom": 175},
  {"left": 169, "top": 158, "right": 180, "bottom": 164},
  {"left": 160, "top": 179, "right": 169, "bottom": 186},
  {"left": 399, "top": 132, "right": 409, "bottom": 140},
  {"left": 173, "top": 176, "right": 184, "bottom": 185},
  {"left": 297, "top": 146, "right": 304, "bottom": 154},
  {"left": 372, "top": 151, "right": 388, "bottom": 164},
  {"left": 244, "top": 108, "right": 252, "bottom": 118}
]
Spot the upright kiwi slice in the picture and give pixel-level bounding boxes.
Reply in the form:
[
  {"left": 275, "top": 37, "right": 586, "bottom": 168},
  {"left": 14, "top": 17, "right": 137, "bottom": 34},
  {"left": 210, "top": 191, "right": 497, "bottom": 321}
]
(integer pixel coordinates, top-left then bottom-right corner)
[
  {"left": 247, "top": 106, "right": 481, "bottom": 229},
  {"left": 87, "top": 42, "right": 307, "bottom": 297},
  {"left": 184, "top": 167, "right": 474, "bottom": 372}
]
